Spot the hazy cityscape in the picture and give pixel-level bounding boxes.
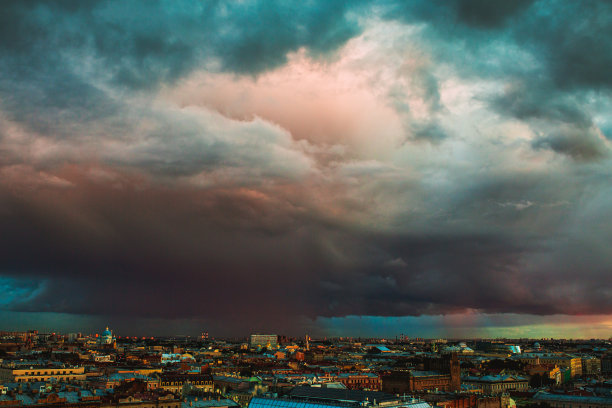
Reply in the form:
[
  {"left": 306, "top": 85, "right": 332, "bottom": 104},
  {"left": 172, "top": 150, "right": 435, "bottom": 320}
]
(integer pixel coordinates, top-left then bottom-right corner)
[
  {"left": 1, "top": 0, "right": 612, "bottom": 407},
  {"left": 1, "top": 330, "right": 612, "bottom": 407}
]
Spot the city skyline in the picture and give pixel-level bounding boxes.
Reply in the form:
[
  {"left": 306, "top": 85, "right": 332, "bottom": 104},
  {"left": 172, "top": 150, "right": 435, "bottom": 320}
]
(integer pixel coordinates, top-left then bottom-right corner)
[
  {"left": 3, "top": 325, "right": 612, "bottom": 342},
  {"left": 2, "top": 313, "right": 612, "bottom": 340},
  {"left": 0, "top": 1, "right": 611, "bottom": 337}
]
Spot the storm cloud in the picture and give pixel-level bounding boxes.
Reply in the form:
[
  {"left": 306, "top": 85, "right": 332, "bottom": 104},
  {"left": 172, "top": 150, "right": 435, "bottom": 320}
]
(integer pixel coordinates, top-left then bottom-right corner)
[{"left": 0, "top": 0, "right": 611, "bottom": 336}]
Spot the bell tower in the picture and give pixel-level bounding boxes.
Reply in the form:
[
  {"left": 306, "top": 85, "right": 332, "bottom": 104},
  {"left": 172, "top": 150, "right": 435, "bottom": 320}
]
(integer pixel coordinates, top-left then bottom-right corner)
[{"left": 450, "top": 352, "right": 461, "bottom": 391}]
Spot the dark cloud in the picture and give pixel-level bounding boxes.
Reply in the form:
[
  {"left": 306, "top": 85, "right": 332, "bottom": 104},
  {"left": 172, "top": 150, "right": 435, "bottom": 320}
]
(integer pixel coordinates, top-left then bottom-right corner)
[
  {"left": 523, "top": 0, "right": 612, "bottom": 90},
  {"left": 410, "top": 121, "right": 448, "bottom": 143},
  {"left": 1, "top": 159, "right": 611, "bottom": 336},
  {"left": 2, "top": 0, "right": 609, "bottom": 139},
  {"left": 489, "top": 80, "right": 610, "bottom": 162},
  {"left": 388, "top": 0, "right": 535, "bottom": 29},
  {"left": 0, "top": 0, "right": 611, "bottom": 336},
  {"left": 387, "top": 0, "right": 612, "bottom": 89},
  {"left": 0, "top": 0, "right": 362, "bottom": 88},
  {"left": 452, "top": 0, "right": 536, "bottom": 28},
  {"left": 0, "top": 176, "right": 345, "bottom": 334},
  {"left": 491, "top": 82, "right": 593, "bottom": 128},
  {"left": 382, "top": 0, "right": 612, "bottom": 155},
  {"left": 532, "top": 126, "right": 609, "bottom": 161},
  {"left": 0, "top": 0, "right": 364, "bottom": 146},
  {"left": 214, "top": 1, "right": 362, "bottom": 74}
]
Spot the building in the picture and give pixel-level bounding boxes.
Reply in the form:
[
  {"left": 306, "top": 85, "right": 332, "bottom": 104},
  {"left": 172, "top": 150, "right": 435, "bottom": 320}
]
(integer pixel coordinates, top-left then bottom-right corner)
[
  {"left": 99, "top": 327, "right": 115, "bottom": 346},
  {"left": 385, "top": 374, "right": 458, "bottom": 394},
  {"left": 526, "top": 364, "right": 561, "bottom": 385},
  {"left": 533, "top": 392, "right": 612, "bottom": 408},
  {"left": 602, "top": 355, "right": 612, "bottom": 375},
  {"left": 443, "top": 343, "right": 475, "bottom": 355},
  {"left": 0, "top": 365, "right": 86, "bottom": 383},
  {"left": 248, "top": 387, "right": 432, "bottom": 408},
  {"left": 581, "top": 357, "right": 601, "bottom": 375},
  {"left": 158, "top": 373, "right": 214, "bottom": 394},
  {"left": 418, "top": 393, "right": 512, "bottom": 408},
  {"left": 0, "top": 391, "right": 182, "bottom": 407},
  {"left": 337, "top": 373, "right": 382, "bottom": 391},
  {"left": 383, "top": 353, "right": 460, "bottom": 394},
  {"left": 461, "top": 375, "right": 528, "bottom": 395},
  {"left": 161, "top": 353, "right": 195, "bottom": 365},
  {"left": 249, "top": 335, "right": 278, "bottom": 348},
  {"left": 185, "top": 397, "right": 240, "bottom": 408},
  {"left": 99, "top": 372, "right": 160, "bottom": 390},
  {"left": 513, "top": 354, "right": 582, "bottom": 377},
  {"left": 93, "top": 354, "right": 114, "bottom": 363}
]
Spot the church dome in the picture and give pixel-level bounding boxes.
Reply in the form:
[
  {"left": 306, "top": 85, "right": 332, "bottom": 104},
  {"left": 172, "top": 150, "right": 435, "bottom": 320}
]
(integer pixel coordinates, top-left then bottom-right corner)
[{"left": 100, "top": 327, "right": 114, "bottom": 345}]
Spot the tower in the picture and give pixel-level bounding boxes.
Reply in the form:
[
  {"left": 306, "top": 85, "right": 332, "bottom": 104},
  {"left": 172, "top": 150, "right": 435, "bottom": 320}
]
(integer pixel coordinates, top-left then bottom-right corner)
[{"left": 450, "top": 352, "right": 461, "bottom": 391}]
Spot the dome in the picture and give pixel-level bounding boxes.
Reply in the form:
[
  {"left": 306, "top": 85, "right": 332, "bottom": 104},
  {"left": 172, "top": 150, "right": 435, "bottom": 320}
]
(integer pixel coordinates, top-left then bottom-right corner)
[{"left": 100, "top": 327, "right": 114, "bottom": 345}]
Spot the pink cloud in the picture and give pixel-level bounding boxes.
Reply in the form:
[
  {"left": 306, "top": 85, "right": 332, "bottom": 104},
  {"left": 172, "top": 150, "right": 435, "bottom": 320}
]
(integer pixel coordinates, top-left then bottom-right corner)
[{"left": 161, "top": 48, "right": 405, "bottom": 160}]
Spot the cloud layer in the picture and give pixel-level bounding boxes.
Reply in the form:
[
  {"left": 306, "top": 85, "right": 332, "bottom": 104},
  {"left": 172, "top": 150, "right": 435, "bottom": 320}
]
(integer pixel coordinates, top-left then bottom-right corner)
[{"left": 0, "top": 0, "right": 611, "bottom": 336}]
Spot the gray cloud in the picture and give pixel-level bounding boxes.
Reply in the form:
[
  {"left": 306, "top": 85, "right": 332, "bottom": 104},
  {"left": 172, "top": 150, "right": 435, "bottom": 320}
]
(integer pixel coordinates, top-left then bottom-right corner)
[
  {"left": 2, "top": 156, "right": 612, "bottom": 333},
  {"left": 490, "top": 81, "right": 593, "bottom": 128},
  {"left": 532, "top": 126, "right": 609, "bottom": 161},
  {"left": 0, "top": 0, "right": 611, "bottom": 336}
]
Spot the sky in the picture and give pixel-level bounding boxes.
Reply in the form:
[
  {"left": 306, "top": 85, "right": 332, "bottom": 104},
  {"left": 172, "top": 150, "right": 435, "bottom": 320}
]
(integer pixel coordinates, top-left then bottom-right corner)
[{"left": 0, "top": 0, "right": 611, "bottom": 339}]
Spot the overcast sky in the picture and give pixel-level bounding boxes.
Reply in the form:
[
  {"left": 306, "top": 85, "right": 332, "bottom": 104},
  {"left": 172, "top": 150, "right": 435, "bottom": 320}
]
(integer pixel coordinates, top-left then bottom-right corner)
[{"left": 0, "top": 0, "right": 611, "bottom": 338}]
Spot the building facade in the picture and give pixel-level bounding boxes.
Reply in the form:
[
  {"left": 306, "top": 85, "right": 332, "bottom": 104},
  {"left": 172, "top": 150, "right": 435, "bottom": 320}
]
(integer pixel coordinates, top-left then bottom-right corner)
[
  {"left": 515, "top": 354, "right": 582, "bottom": 377},
  {"left": 383, "top": 353, "right": 460, "bottom": 394},
  {"left": 249, "top": 335, "right": 278, "bottom": 348},
  {"left": 0, "top": 366, "right": 86, "bottom": 383},
  {"left": 337, "top": 373, "right": 382, "bottom": 391},
  {"left": 158, "top": 373, "right": 213, "bottom": 394},
  {"left": 533, "top": 392, "right": 612, "bottom": 408},
  {"left": 461, "top": 376, "right": 528, "bottom": 395}
]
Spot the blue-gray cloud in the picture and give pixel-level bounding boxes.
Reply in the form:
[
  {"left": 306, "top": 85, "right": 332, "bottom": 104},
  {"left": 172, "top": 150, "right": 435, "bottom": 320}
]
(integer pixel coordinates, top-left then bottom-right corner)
[{"left": 0, "top": 0, "right": 611, "bottom": 336}]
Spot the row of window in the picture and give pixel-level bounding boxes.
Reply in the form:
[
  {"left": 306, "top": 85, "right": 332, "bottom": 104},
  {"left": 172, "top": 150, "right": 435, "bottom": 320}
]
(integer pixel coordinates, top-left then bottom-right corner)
[
  {"left": 485, "top": 384, "right": 526, "bottom": 392},
  {"left": 17, "top": 377, "right": 79, "bottom": 382},
  {"left": 161, "top": 381, "right": 212, "bottom": 386},
  {"left": 19, "top": 370, "right": 78, "bottom": 376}
]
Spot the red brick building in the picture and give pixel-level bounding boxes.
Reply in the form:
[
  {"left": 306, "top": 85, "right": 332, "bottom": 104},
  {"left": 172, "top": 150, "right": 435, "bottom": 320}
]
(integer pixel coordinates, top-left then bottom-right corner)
[
  {"left": 382, "top": 353, "right": 460, "bottom": 393},
  {"left": 337, "top": 373, "right": 382, "bottom": 390}
]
